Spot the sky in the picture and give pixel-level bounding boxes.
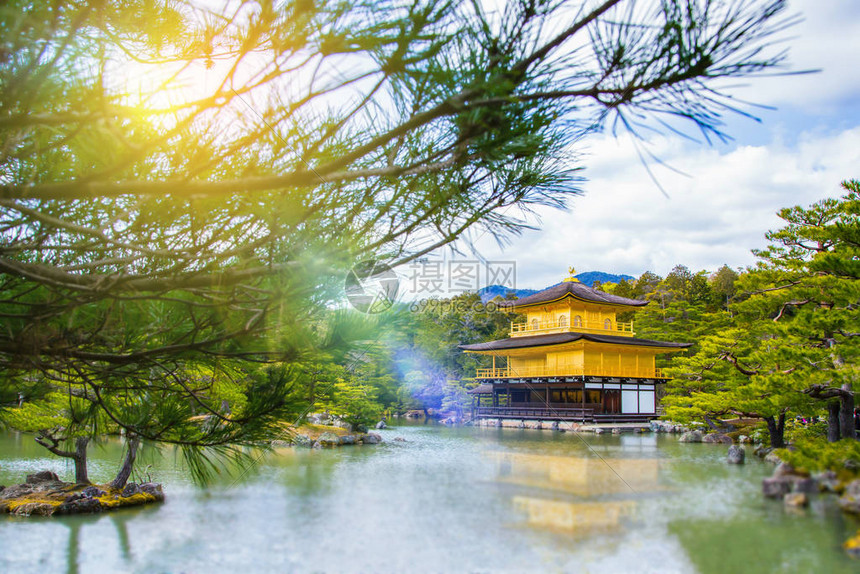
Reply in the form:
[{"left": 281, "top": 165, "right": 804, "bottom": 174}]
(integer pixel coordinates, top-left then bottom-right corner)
[{"left": 444, "top": 0, "right": 860, "bottom": 292}]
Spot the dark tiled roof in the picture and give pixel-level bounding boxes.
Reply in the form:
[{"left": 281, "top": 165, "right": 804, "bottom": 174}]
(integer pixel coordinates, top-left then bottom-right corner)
[
  {"left": 467, "top": 383, "right": 494, "bottom": 394},
  {"left": 498, "top": 281, "right": 647, "bottom": 309},
  {"left": 458, "top": 332, "right": 691, "bottom": 352}
]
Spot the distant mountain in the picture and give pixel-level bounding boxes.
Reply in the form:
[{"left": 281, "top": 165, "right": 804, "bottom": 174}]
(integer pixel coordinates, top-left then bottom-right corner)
[
  {"left": 574, "top": 271, "right": 634, "bottom": 287},
  {"left": 478, "top": 284, "right": 538, "bottom": 302},
  {"left": 478, "top": 271, "right": 635, "bottom": 302}
]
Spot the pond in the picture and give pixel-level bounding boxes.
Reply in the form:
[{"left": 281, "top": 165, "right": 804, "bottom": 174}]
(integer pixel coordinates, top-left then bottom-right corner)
[{"left": 1, "top": 424, "right": 858, "bottom": 573}]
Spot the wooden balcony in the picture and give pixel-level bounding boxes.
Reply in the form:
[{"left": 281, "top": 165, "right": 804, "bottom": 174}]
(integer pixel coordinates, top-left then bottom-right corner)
[
  {"left": 474, "top": 366, "right": 664, "bottom": 379},
  {"left": 510, "top": 319, "right": 633, "bottom": 338},
  {"left": 475, "top": 406, "right": 595, "bottom": 422},
  {"left": 473, "top": 407, "right": 657, "bottom": 423}
]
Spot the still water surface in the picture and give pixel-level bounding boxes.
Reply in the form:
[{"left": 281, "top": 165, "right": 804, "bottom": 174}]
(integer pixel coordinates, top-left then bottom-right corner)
[{"left": 1, "top": 423, "right": 858, "bottom": 573}]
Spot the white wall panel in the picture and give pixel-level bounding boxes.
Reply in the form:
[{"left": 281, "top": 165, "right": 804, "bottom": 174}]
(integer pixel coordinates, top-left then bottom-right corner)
[{"left": 622, "top": 390, "right": 638, "bottom": 414}]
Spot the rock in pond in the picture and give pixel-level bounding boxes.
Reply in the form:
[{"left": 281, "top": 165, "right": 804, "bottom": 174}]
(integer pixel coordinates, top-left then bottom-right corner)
[
  {"left": 315, "top": 432, "right": 342, "bottom": 448},
  {"left": 361, "top": 432, "right": 383, "bottom": 445},
  {"left": 844, "top": 530, "right": 860, "bottom": 559},
  {"left": 0, "top": 483, "right": 34, "bottom": 500},
  {"left": 784, "top": 492, "right": 808, "bottom": 508},
  {"left": 791, "top": 477, "right": 818, "bottom": 494},
  {"left": 727, "top": 445, "right": 745, "bottom": 464},
  {"left": 292, "top": 434, "right": 312, "bottom": 448},
  {"left": 26, "top": 470, "right": 60, "bottom": 484},
  {"left": 333, "top": 419, "right": 353, "bottom": 432},
  {"left": 340, "top": 435, "right": 357, "bottom": 445},
  {"left": 762, "top": 463, "right": 817, "bottom": 499},
  {"left": 12, "top": 502, "right": 57, "bottom": 516},
  {"left": 375, "top": 420, "right": 387, "bottom": 430},
  {"left": 839, "top": 479, "right": 860, "bottom": 515},
  {"left": 754, "top": 444, "right": 772, "bottom": 458},
  {"left": 813, "top": 470, "right": 841, "bottom": 494},
  {"left": 121, "top": 483, "right": 141, "bottom": 498},
  {"left": 82, "top": 486, "right": 106, "bottom": 498},
  {"left": 764, "top": 451, "right": 784, "bottom": 465},
  {"left": 1, "top": 471, "right": 164, "bottom": 516},
  {"left": 702, "top": 433, "right": 733, "bottom": 444},
  {"left": 763, "top": 477, "right": 792, "bottom": 499},
  {"left": 139, "top": 483, "right": 165, "bottom": 502},
  {"left": 679, "top": 430, "right": 703, "bottom": 443},
  {"left": 56, "top": 497, "right": 103, "bottom": 515}
]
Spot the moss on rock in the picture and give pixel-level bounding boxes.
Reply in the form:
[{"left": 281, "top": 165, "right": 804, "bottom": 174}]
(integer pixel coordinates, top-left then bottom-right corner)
[{"left": 0, "top": 474, "right": 163, "bottom": 517}]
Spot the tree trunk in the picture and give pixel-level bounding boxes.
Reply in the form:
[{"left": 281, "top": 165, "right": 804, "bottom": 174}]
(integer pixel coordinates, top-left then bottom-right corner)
[
  {"left": 34, "top": 433, "right": 90, "bottom": 484},
  {"left": 828, "top": 401, "right": 842, "bottom": 442},
  {"left": 840, "top": 383, "right": 856, "bottom": 440},
  {"left": 703, "top": 415, "right": 720, "bottom": 431},
  {"left": 73, "top": 437, "right": 90, "bottom": 484},
  {"left": 110, "top": 435, "right": 140, "bottom": 490},
  {"left": 765, "top": 414, "right": 786, "bottom": 449}
]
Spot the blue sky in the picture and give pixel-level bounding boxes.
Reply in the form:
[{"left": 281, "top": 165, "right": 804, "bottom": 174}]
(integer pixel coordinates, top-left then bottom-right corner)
[{"left": 446, "top": 0, "right": 860, "bottom": 291}]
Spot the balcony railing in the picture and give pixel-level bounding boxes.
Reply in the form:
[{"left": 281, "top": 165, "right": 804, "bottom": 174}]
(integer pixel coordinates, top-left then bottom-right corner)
[
  {"left": 510, "top": 319, "right": 633, "bottom": 337},
  {"left": 474, "top": 366, "right": 664, "bottom": 379},
  {"left": 475, "top": 406, "right": 595, "bottom": 421}
]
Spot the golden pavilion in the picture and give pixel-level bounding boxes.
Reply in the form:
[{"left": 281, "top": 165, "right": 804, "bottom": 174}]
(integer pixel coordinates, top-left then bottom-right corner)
[{"left": 459, "top": 274, "right": 691, "bottom": 422}]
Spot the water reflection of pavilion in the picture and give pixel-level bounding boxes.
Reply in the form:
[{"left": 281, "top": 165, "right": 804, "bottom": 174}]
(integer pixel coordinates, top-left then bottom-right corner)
[{"left": 488, "top": 452, "right": 662, "bottom": 534}]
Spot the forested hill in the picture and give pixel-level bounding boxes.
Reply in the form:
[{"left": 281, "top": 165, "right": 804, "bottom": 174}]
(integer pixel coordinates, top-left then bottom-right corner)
[{"left": 478, "top": 272, "right": 635, "bottom": 302}]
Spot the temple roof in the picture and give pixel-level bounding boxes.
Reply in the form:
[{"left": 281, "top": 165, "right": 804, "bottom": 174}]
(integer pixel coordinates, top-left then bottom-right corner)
[
  {"left": 497, "top": 281, "right": 647, "bottom": 309},
  {"left": 458, "top": 332, "right": 691, "bottom": 352}
]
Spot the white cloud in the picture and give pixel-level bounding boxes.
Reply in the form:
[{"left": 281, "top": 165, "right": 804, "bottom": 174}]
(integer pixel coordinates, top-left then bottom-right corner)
[
  {"left": 440, "top": 1, "right": 860, "bottom": 292},
  {"left": 744, "top": 0, "right": 860, "bottom": 111},
  {"left": 466, "top": 127, "right": 860, "bottom": 289}
]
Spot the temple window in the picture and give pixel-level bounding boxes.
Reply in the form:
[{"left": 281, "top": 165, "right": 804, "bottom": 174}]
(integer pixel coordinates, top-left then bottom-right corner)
[
  {"left": 573, "top": 315, "right": 582, "bottom": 327},
  {"left": 604, "top": 319, "right": 612, "bottom": 330},
  {"left": 558, "top": 315, "right": 568, "bottom": 327},
  {"left": 531, "top": 319, "right": 539, "bottom": 330}
]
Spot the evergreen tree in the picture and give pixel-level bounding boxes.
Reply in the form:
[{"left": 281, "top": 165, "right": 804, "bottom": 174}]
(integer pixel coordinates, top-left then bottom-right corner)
[{"left": 664, "top": 181, "right": 860, "bottom": 448}]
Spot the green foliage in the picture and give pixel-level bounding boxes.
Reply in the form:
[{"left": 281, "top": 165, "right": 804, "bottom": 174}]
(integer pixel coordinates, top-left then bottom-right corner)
[
  {"left": 380, "top": 293, "right": 517, "bottom": 412},
  {"left": 314, "top": 370, "right": 382, "bottom": 428},
  {"left": 663, "top": 181, "right": 860, "bottom": 449},
  {"left": 2, "top": 392, "right": 86, "bottom": 435},
  {"left": 778, "top": 437, "right": 860, "bottom": 475},
  {"left": 784, "top": 418, "right": 828, "bottom": 443}
]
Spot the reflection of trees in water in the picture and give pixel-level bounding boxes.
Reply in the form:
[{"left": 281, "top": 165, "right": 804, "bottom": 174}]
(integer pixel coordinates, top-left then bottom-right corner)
[
  {"left": 59, "top": 505, "right": 159, "bottom": 573},
  {"left": 64, "top": 518, "right": 83, "bottom": 574},
  {"left": 669, "top": 512, "right": 860, "bottom": 574},
  {"left": 488, "top": 452, "right": 664, "bottom": 534}
]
